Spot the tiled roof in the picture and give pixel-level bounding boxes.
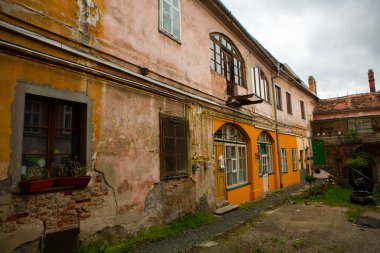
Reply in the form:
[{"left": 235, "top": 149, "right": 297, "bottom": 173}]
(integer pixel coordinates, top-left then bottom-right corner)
[{"left": 315, "top": 92, "right": 380, "bottom": 113}]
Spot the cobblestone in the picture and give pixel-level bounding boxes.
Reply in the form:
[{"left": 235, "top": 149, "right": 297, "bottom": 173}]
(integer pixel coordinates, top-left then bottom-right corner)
[{"left": 134, "top": 183, "right": 309, "bottom": 253}]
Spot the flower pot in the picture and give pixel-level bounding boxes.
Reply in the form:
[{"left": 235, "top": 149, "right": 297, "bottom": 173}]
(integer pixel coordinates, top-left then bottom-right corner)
[
  {"left": 20, "top": 178, "right": 56, "bottom": 193},
  {"left": 56, "top": 176, "right": 91, "bottom": 188}
]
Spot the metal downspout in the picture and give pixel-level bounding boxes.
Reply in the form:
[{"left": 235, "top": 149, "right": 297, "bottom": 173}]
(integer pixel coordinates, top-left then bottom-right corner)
[{"left": 271, "top": 64, "right": 283, "bottom": 188}]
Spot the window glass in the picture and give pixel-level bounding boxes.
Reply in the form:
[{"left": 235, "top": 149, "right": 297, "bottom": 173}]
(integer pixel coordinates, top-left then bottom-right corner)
[
  {"left": 257, "top": 132, "right": 273, "bottom": 175},
  {"left": 160, "top": 0, "right": 181, "bottom": 40},
  {"left": 292, "top": 148, "right": 297, "bottom": 171},
  {"left": 209, "top": 33, "right": 245, "bottom": 92},
  {"left": 281, "top": 148, "right": 288, "bottom": 173},
  {"left": 160, "top": 114, "right": 188, "bottom": 179},
  {"left": 22, "top": 96, "right": 85, "bottom": 180},
  {"left": 300, "top": 100, "right": 306, "bottom": 119}
]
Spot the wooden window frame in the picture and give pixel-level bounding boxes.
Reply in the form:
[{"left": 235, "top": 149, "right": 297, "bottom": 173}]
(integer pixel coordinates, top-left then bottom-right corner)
[
  {"left": 22, "top": 95, "right": 86, "bottom": 178},
  {"left": 300, "top": 100, "right": 306, "bottom": 119},
  {"left": 160, "top": 113, "right": 188, "bottom": 179},
  {"left": 209, "top": 33, "right": 246, "bottom": 94},
  {"left": 275, "top": 85, "right": 282, "bottom": 110},
  {"left": 286, "top": 92, "right": 292, "bottom": 114}
]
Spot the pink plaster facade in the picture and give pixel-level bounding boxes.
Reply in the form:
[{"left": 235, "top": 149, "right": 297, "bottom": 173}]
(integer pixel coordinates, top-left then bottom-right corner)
[{"left": 0, "top": 0, "right": 317, "bottom": 251}]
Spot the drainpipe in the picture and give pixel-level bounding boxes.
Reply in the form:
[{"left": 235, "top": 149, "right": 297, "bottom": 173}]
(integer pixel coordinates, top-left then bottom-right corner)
[{"left": 271, "top": 63, "right": 283, "bottom": 188}]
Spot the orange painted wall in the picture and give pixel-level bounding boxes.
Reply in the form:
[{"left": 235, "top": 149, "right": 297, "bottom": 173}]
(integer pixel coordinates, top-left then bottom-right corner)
[
  {"left": 227, "top": 184, "right": 251, "bottom": 205},
  {"left": 279, "top": 133, "right": 300, "bottom": 187},
  {"left": 214, "top": 118, "right": 301, "bottom": 203}
]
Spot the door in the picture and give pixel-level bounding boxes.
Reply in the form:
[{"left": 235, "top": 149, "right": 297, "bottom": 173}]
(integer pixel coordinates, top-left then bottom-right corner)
[
  {"left": 214, "top": 142, "right": 226, "bottom": 202},
  {"left": 312, "top": 140, "right": 326, "bottom": 165}
]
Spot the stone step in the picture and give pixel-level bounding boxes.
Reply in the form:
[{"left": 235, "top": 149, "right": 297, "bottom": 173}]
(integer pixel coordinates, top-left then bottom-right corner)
[
  {"left": 214, "top": 204, "right": 239, "bottom": 215},
  {"left": 215, "top": 200, "right": 229, "bottom": 209}
]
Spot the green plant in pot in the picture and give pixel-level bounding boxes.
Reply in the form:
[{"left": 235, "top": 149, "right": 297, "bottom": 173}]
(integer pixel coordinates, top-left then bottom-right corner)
[{"left": 55, "top": 157, "right": 91, "bottom": 188}]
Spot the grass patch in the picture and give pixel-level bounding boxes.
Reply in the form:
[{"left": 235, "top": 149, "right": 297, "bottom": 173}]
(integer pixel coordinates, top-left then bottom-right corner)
[
  {"left": 289, "top": 183, "right": 380, "bottom": 221},
  {"left": 75, "top": 212, "right": 216, "bottom": 253},
  {"left": 240, "top": 199, "right": 264, "bottom": 211},
  {"left": 291, "top": 239, "right": 303, "bottom": 249}
]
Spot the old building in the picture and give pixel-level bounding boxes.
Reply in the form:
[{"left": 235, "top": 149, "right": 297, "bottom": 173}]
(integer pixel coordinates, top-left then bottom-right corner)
[
  {"left": 0, "top": 0, "right": 316, "bottom": 251},
  {"left": 312, "top": 70, "right": 380, "bottom": 182}
]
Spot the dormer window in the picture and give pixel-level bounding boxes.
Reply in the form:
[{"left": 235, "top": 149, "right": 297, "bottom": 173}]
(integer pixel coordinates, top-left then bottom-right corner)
[{"left": 209, "top": 33, "right": 245, "bottom": 96}]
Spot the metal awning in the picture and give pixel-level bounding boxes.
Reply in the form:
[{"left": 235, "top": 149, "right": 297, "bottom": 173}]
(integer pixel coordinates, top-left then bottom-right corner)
[{"left": 226, "top": 94, "right": 264, "bottom": 107}]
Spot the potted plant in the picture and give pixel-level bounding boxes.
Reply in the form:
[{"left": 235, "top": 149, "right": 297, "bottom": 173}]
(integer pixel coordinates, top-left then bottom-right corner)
[
  {"left": 55, "top": 157, "right": 91, "bottom": 188},
  {"left": 19, "top": 157, "right": 56, "bottom": 193}
]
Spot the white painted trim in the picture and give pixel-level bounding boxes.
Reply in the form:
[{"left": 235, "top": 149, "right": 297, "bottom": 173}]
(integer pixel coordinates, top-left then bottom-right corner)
[{"left": 254, "top": 125, "right": 275, "bottom": 132}]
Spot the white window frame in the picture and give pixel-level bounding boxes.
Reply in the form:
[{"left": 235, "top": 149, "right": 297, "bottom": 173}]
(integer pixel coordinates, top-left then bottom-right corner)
[
  {"left": 281, "top": 148, "right": 288, "bottom": 173},
  {"left": 225, "top": 143, "right": 247, "bottom": 188},
  {"left": 159, "top": 0, "right": 181, "bottom": 42},
  {"left": 257, "top": 132, "right": 273, "bottom": 176},
  {"left": 292, "top": 148, "right": 297, "bottom": 171}
]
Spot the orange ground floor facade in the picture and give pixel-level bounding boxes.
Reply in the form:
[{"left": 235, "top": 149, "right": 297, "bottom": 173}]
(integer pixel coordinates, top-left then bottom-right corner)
[{"left": 213, "top": 118, "right": 303, "bottom": 204}]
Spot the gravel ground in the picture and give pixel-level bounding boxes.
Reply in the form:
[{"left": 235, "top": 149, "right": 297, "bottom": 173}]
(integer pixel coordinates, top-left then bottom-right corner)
[
  {"left": 190, "top": 203, "right": 380, "bottom": 253},
  {"left": 133, "top": 183, "right": 309, "bottom": 253}
]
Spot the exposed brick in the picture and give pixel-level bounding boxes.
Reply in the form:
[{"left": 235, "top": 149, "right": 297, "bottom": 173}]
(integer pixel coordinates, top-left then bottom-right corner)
[{"left": 75, "top": 198, "right": 91, "bottom": 204}]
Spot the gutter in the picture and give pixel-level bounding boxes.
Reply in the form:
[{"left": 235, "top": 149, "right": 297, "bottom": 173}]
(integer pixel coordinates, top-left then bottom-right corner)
[{"left": 271, "top": 63, "right": 283, "bottom": 188}]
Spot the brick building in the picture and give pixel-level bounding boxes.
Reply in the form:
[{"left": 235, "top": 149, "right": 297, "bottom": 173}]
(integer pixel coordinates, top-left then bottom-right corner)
[
  {"left": 0, "top": 0, "right": 316, "bottom": 251},
  {"left": 312, "top": 70, "right": 380, "bottom": 182}
]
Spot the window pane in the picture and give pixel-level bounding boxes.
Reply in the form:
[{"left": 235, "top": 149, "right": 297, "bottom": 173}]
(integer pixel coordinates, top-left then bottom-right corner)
[
  {"left": 173, "top": 9, "right": 180, "bottom": 38},
  {"left": 209, "top": 40, "right": 214, "bottom": 49},
  {"left": 216, "top": 63, "right": 221, "bottom": 74},
  {"left": 221, "top": 38, "right": 227, "bottom": 47},
  {"left": 163, "top": 1, "right": 171, "bottom": 32},
  {"left": 172, "top": 0, "right": 179, "bottom": 8}
]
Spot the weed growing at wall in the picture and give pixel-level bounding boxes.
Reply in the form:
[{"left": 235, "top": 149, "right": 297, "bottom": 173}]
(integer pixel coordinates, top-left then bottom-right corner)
[{"left": 75, "top": 212, "right": 216, "bottom": 253}]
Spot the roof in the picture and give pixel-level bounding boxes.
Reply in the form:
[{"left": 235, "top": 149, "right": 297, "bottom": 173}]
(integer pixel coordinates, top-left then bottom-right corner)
[{"left": 315, "top": 92, "right": 380, "bottom": 113}]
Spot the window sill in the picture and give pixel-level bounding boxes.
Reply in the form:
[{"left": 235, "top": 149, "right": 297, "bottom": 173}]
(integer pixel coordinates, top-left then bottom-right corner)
[
  {"left": 226, "top": 182, "right": 251, "bottom": 191},
  {"left": 159, "top": 29, "right": 181, "bottom": 44}
]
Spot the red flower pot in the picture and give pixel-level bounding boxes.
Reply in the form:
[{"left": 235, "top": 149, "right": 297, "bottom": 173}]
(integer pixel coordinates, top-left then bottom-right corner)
[
  {"left": 19, "top": 178, "right": 56, "bottom": 193},
  {"left": 56, "top": 176, "right": 91, "bottom": 188}
]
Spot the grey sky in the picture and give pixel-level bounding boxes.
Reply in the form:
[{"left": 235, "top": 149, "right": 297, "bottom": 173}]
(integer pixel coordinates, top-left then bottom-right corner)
[{"left": 221, "top": 0, "right": 380, "bottom": 99}]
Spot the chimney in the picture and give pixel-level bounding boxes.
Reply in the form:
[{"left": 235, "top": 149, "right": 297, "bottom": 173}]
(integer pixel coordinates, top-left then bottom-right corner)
[
  {"left": 368, "top": 69, "right": 375, "bottom": 93},
  {"left": 308, "top": 76, "right": 317, "bottom": 95}
]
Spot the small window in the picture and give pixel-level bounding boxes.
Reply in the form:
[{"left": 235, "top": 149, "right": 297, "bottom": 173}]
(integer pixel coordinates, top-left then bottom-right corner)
[
  {"left": 160, "top": 114, "right": 188, "bottom": 179},
  {"left": 275, "top": 85, "right": 282, "bottom": 110},
  {"left": 281, "top": 148, "right": 288, "bottom": 173},
  {"left": 159, "top": 0, "right": 181, "bottom": 41},
  {"left": 22, "top": 95, "right": 86, "bottom": 179},
  {"left": 286, "top": 92, "right": 292, "bottom": 114},
  {"left": 292, "top": 148, "right": 297, "bottom": 171},
  {"left": 300, "top": 100, "right": 306, "bottom": 119},
  {"left": 251, "top": 66, "right": 270, "bottom": 103}
]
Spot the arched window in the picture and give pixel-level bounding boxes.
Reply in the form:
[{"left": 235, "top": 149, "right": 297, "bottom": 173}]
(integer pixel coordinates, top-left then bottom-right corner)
[
  {"left": 209, "top": 33, "right": 245, "bottom": 95},
  {"left": 251, "top": 66, "right": 270, "bottom": 102},
  {"left": 214, "top": 124, "right": 247, "bottom": 187},
  {"left": 257, "top": 132, "right": 273, "bottom": 176}
]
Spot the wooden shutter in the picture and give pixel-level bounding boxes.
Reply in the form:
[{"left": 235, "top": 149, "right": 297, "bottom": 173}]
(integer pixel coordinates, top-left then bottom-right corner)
[{"left": 160, "top": 114, "right": 188, "bottom": 179}]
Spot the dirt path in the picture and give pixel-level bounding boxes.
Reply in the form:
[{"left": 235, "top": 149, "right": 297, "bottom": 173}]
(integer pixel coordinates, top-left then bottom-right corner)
[{"left": 190, "top": 203, "right": 380, "bottom": 253}]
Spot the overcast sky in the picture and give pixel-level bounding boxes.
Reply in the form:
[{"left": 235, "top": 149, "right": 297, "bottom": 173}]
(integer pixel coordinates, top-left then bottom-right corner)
[{"left": 221, "top": 0, "right": 380, "bottom": 99}]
